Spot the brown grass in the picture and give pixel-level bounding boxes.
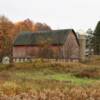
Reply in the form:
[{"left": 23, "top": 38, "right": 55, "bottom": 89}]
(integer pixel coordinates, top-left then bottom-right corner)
[
  {"left": 0, "top": 57, "right": 100, "bottom": 99},
  {"left": 0, "top": 85, "right": 100, "bottom": 100}
]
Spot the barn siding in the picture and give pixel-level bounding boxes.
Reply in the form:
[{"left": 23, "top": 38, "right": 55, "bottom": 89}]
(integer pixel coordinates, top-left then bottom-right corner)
[
  {"left": 13, "top": 45, "right": 61, "bottom": 58},
  {"left": 62, "top": 32, "right": 80, "bottom": 59},
  {"left": 13, "top": 46, "right": 39, "bottom": 58}
]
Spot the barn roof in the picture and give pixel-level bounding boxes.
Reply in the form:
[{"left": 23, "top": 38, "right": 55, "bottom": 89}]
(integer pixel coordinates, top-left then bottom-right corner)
[{"left": 13, "top": 29, "right": 79, "bottom": 46}]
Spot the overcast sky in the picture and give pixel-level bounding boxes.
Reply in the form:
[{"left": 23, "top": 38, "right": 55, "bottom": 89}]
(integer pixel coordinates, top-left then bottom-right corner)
[{"left": 0, "top": 0, "right": 100, "bottom": 31}]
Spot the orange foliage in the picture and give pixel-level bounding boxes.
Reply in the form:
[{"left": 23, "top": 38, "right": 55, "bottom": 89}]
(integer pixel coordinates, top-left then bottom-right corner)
[{"left": 12, "top": 19, "right": 51, "bottom": 38}]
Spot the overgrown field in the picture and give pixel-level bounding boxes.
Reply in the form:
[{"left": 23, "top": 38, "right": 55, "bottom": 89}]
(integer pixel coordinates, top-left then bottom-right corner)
[{"left": 0, "top": 58, "right": 100, "bottom": 100}]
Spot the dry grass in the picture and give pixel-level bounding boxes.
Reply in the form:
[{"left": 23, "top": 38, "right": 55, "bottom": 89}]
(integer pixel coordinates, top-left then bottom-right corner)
[
  {"left": 0, "top": 85, "right": 100, "bottom": 100},
  {"left": 0, "top": 57, "right": 100, "bottom": 99}
]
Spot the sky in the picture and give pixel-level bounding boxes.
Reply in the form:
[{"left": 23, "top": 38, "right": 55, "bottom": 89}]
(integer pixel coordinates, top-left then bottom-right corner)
[{"left": 0, "top": 0, "right": 100, "bottom": 31}]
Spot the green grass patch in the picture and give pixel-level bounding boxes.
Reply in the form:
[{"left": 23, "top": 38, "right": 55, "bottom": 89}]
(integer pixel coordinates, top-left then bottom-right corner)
[{"left": 0, "top": 62, "right": 100, "bottom": 91}]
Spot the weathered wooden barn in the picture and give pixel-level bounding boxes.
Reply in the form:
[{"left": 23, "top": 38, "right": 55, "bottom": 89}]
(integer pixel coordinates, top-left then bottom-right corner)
[{"left": 13, "top": 29, "right": 80, "bottom": 62}]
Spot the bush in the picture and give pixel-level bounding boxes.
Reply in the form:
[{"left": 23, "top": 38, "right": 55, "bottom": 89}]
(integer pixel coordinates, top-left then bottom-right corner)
[{"left": 74, "top": 66, "right": 100, "bottom": 78}]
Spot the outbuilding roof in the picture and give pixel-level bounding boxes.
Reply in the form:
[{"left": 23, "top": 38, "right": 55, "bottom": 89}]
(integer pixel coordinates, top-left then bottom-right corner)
[{"left": 13, "top": 29, "right": 78, "bottom": 46}]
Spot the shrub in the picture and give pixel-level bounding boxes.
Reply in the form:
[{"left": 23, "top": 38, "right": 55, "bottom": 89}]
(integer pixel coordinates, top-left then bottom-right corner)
[{"left": 74, "top": 66, "right": 100, "bottom": 78}]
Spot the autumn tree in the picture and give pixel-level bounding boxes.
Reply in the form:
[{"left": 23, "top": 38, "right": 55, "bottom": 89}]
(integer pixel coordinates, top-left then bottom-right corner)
[
  {"left": 14, "top": 19, "right": 33, "bottom": 35},
  {"left": 32, "top": 22, "right": 51, "bottom": 32},
  {"left": 13, "top": 20, "right": 52, "bottom": 37},
  {"left": 0, "top": 16, "right": 14, "bottom": 61},
  {"left": 0, "top": 16, "right": 14, "bottom": 34}
]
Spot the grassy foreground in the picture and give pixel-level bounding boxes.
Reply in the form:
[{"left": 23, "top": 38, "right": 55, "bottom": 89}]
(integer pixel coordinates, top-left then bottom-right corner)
[{"left": 0, "top": 59, "right": 100, "bottom": 99}]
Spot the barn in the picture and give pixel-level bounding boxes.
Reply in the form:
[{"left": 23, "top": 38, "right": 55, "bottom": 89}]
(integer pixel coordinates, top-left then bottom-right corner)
[{"left": 13, "top": 29, "right": 80, "bottom": 62}]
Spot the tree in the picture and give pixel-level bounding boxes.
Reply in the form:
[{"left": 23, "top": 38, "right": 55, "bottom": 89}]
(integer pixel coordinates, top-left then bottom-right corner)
[
  {"left": 14, "top": 19, "right": 33, "bottom": 33},
  {"left": 0, "top": 16, "right": 14, "bottom": 35},
  {"left": 0, "top": 16, "right": 14, "bottom": 61},
  {"left": 86, "top": 28, "right": 94, "bottom": 55},
  {"left": 13, "top": 20, "right": 52, "bottom": 38},
  {"left": 32, "top": 23, "right": 52, "bottom": 32},
  {"left": 93, "top": 21, "right": 100, "bottom": 55}
]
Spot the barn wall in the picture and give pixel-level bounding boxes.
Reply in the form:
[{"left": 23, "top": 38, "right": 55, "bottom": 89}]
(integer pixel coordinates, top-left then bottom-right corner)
[
  {"left": 13, "top": 46, "right": 39, "bottom": 58},
  {"left": 62, "top": 32, "right": 80, "bottom": 59},
  {"left": 49, "top": 46, "right": 62, "bottom": 58},
  {"left": 13, "top": 45, "right": 61, "bottom": 58}
]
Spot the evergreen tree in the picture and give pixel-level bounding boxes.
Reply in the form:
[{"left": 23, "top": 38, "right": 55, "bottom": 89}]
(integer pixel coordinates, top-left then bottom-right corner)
[
  {"left": 94, "top": 21, "right": 100, "bottom": 55},
  {"left": 86, "top": 28, "right": 94, "bottom": 55}
]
